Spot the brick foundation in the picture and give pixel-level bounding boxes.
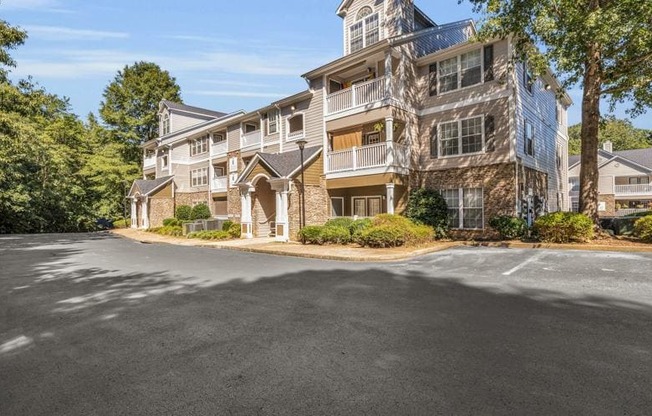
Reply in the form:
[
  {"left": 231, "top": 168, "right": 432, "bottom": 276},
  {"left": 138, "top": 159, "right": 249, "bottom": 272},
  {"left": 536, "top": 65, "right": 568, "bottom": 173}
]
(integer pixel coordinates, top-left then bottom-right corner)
[
  {"left": 599, "top": 194, "right": 616, "bottom": 217},
  {"left": 175, "top": 192, "right": 209, "bottom": 209},
  {"left": 288, "top": 180, "right": 330, "bottom": 241},
  {"left": 149, "top": 198, "right": 174, "bottom": 228}
]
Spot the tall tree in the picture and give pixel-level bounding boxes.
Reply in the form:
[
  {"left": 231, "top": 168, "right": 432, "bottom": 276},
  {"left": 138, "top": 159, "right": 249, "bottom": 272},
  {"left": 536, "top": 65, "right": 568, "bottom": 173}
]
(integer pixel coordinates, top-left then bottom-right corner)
[
  {"left": 0, "top": 17, "right": 26, "bottom": 80},
  {"left": 464, "top": 0, "right": 652, "bottom": 223},
  {"left": 100, "top": 61, "right": 182, "bottom": 162},
  {"left": 568, "top": 117, "right": 652, "bottom": 155}
]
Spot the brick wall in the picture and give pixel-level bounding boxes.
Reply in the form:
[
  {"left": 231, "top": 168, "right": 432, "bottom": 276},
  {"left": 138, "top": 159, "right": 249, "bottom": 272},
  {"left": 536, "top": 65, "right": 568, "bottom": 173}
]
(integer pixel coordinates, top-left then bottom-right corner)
[
  {"left": 288, "top": 179, "right": 330, "bottom": 241},
  {"left": 149, "top": 198, "right": 174, "bottom": 228},
  {"left": 599, "top": 194, "right": 616, "bottom": 217},
  {"left": 175, "top": 192, "right": 209, "bottom": 209}
]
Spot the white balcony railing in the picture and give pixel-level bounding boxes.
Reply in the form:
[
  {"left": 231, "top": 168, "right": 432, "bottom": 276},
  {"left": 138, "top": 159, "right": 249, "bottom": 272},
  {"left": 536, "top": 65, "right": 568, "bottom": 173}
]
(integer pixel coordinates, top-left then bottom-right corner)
[
  {"left": 241, "top": 130, "right": 262, "bottom": 149},
  {"left": 326, "top": 78, "right": 388, "bottom": 115},
  {"left": 326, "top": 141, "right": 410, "bottom": 174},
  {"left": 616, "top": 208, "right": 650, "bottom": 217},
  {"left": 287, "top": 129, "right": 305, "bottom": 141},
  {"left": 143, "top": 157, "right": 156, "bottom": 169},
  {"left": 211, "top": 176, "right": 228, "bottom": 192},
  {"left": 615, "top": 184, "right": 652, "bottom": 195},
  {"left": 212, "top": 141, "right": 227, "bottom": 155}
]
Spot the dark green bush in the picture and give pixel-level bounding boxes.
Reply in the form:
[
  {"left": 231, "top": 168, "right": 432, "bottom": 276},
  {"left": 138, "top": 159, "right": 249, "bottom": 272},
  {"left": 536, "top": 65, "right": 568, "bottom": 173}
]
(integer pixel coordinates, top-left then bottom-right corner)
[
  {"left": 298, "top": 225, "right": 325, "bottom": 244},
  {"left": 163, "top": 218, "right": 181, "bottom": 227},
  {"left": 356, "top": 214, "right": 434, "bottom": 248},
  {"left": 405, "top": 188, "right": 449, "bottom": 239},
  {"left": 488, "top": 216, "right": 527, "bottom": 240},
  {"left": 634, "top": 215, "right": 652, "bottom": 242},
  {"left": 222, "top": 220, "right": 234, "bottom": 231},
  {"left": 533, "top": 212, "right": 594, "bottom": 243},
  {"left": 187, "top": 230, "right": 231, "bottom": 241},
  {"left": 175, "top": 205, "right": 192, "bottom": 221},
  {"left": 321, "top": 225, "right": 352, "bottom": 244},
  {"left": 227, "top": 222, "right": 241, "bottom": 238},
  {"left": 190, "top": 203, "right": 212, "bottom": 220},
  {"left": 148, "top": 225, "right": 183, "bottom": 237}
]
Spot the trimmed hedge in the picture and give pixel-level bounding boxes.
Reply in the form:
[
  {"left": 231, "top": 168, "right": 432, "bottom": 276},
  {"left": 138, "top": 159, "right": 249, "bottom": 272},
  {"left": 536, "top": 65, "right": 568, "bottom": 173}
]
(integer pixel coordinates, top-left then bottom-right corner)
[
  {"left": 489, "top": 216, "right": 527, "bottom": 240},
  {"left": 187, "top": 230, "right": 231, "bottom": 241},
  {"left": 222, "top": 220, "right": 234, "bottom": 232},
  {"left": 227, "top": 222, "right": 241, "bottom": 239},
  {"left": 298, "top": 225, "right": 325, "bottom": 244},
  {"left": 191, "top": 203, "right": 212, "bottom": 220},
  {"left": 356, "top": 214, "right": 434, "bottom": 248},
  {"left": 405, "top": 188, "right": 449, "bottom": 239},
  {"left": 350, "top": 218, "right": 372, "bottom": 236},
  {"left": 163, "top": 218, "right": 182, "bottom": 227},
  {"left": 634, "top": 215, "right": 652, "bottom": 242},
  {"left": 533, "top": 212, "right": 594, "bottom": 243},
  {"left": 175, "top": 205, "right": 192, "bottom": 221},
  {"left": 111, "top": 217, "right": 129, "bottom": 229},
  {"left": 148, "top": 225, "right": 183, "bottom": 237}
]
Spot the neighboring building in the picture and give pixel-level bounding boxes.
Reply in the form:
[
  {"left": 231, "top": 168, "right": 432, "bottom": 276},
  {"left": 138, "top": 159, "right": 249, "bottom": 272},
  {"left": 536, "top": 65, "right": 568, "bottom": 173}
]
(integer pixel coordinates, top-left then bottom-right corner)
[
  {"left": 569, "top": 142, "right": 652, "bottom": 217},
  {"left": 129, "top": 0, "right": 571, "bottom": 240}
]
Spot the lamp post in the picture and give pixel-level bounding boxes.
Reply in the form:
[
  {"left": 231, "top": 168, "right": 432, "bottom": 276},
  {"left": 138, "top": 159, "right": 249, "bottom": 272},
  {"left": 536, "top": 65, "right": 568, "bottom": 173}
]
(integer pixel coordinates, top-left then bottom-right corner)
[{"left": 296, "top": 139, "right": 308, "bottom": 232}]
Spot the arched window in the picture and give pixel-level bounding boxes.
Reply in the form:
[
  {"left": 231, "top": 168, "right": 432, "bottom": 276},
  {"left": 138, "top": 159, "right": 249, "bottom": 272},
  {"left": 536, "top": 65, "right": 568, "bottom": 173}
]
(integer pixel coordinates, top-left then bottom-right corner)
[
  {"left": 349, "top": 7, "right": 379, "bottom": 53},
  {"left": 287, "top": 113, "right": 305, "bottom": 140},
  {"left": 161, "top": 113, "right": 170, "bottom": 135}
]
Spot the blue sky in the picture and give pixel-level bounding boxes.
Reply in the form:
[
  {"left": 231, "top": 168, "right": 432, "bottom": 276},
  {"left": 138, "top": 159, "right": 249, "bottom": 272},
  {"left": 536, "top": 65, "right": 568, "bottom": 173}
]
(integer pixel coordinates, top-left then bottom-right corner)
[{"left": 3, "top": 0, "right": 650, "bottom": 128}]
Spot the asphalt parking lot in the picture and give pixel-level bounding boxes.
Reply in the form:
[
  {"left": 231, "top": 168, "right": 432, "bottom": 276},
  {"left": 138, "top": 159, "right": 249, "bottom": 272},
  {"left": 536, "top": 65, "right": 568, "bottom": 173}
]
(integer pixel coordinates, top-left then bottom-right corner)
[{"left": 1, "top": 233, "right": 651, "bottom": 415}]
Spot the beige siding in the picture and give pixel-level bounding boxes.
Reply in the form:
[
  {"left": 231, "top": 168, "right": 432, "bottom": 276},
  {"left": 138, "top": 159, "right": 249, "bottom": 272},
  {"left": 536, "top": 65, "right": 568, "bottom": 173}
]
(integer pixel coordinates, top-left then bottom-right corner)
[
  {"left": 600, "top": 159, "right": 650, "bottom": 177},
  {"left": 169, "top": 112, "right": 211, "bottom": 133},
  {"left": 227, "top": 123, "right": 241, "bottom": 153}
]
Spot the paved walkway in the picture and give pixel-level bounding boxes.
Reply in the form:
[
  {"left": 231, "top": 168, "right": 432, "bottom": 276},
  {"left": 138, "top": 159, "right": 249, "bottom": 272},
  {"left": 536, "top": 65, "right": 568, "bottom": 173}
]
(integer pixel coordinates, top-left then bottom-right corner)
[{"left": 111, "top": 228, "right": 460, "bottom": 262}]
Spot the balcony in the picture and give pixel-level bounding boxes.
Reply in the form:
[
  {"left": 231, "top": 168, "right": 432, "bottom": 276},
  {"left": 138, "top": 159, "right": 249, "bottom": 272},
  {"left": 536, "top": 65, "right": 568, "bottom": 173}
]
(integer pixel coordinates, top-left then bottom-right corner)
[
  {"left": 326, "top": 78, "right": 390, "bottom": 116},
  {"left": 143, "top": 156, "right": 156, "bottom": 170},
  {"left": 241, "top": 130, "right": 262, "bottom": 149},
  {"left": 211, "top": 176, "right": 228, "bottom": 192},
  {"left": 615, "top": 184, "right": 652, "bottom": 196},
  {"left": 326, "top": 141, "right": 410, "bottom": 174},
  {"left": 212, "top": 140, "right": 227, "bottom": 155}
]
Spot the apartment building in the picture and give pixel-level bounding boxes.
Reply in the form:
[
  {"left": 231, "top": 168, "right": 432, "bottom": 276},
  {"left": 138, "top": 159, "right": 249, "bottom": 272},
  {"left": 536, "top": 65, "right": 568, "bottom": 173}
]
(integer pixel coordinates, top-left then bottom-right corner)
[
  {"left": 569, "top": 142, "right": 652, "bottom": 217},
  {"left": 129, "top": 0, "right": 571, "bottom": 240}
]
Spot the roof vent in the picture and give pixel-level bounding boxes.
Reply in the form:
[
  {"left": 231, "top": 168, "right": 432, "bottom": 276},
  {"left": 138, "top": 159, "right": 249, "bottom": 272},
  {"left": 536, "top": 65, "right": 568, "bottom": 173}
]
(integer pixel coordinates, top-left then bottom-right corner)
[{"left": 603, "top": 141, "right": 613, "bottom": 153}]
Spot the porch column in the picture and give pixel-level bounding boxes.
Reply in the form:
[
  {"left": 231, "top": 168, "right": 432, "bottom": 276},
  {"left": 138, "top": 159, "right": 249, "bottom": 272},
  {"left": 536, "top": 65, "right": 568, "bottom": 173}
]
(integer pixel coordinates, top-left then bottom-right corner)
[
  {"left": 130, "top": 199, "right": 137, "bottom": 229},
  {"left": 270, "top": 179, "right": 290, "bottom": 242},
  {"left": 142, "top": 197, "right": 150, "bottom": 229},
  {"left": 386, "top": 183, "right": 395, "bottom": 215},
  {"left": 385, "top": 116, "right": 395, "bottom": 167},
  {"left": 384, "top": 50, "right": 393, "bottom": 99},
  {"left": 239, "top": 184, "right": 254, "bottom": 239}
]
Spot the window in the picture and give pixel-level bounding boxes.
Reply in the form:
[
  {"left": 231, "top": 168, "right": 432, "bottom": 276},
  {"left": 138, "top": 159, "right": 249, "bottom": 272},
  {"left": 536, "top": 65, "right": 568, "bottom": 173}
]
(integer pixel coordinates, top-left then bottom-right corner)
[
  {"left": 212, "top": 133, "right": 225, "bottom": 144},
  {"left": 191, "top": 168, "right": 208, "bottom": 187},
  {"left": 352, "top": 196, "right": 382, "bottom": 217},
  {"left": 330, "top": 198, "right": 344, "bottom": 217},
  {"left": 363, "top": 132, "right": 381, "bottom": 146},
  {"left": 437, "top": 116, "right": 484, "bottom": 157},
  {"left": 569, "top": 177, "right": 580, "bottom": 192},
  {"left": 190, "top": 135, "right": 209, "bottom": 156},
  {"left": 213, "top": 166, "right": 225, "bottom": 177},
  {"left": 244, "top": 123, "right": 257, "bottom": 134},
  {"left": 161, "top": 155, "right": 168, "bottom": 169},
  {"left": 287, "top": 114, "right": 304, "bottom": 139},
  {"left": 524, "top": 121, "right": 535, "bottom": 156},
  {"left": 437, "top": 49, "right": 483, "bottom": 93},
  {"left": 571, "top": 201, "right": 579, "bottom": 212},
  {"left": 629, "top": 177, "right": 650, "bottom": 185},
  {"left": 349, "top": 7, "right": 380, "bottom": 53},
  {"left": 524, "top": 62, "right": 534, "bottom": 94},
  {"left": 265, "top": 110, "right": 278, "bottom": 135},
  {"left": 440, "top": 188, "right": 484, "bottom": 229},
  {"left": 161, "top": 113, "right": 170, "bottom": 135}
]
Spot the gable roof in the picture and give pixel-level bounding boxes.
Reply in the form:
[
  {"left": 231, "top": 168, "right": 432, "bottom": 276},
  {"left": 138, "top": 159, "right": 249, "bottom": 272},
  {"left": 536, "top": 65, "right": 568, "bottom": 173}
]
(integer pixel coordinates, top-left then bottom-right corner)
[
  {"left": 237, "top": 146, "right": 322, "bottom": 183},
  {"left": 160, "top": 100, "right": 227, "bottom": 119},
  {"left": 129, "top": 176, "right": 174, "bottom": 197},
  {"left": 569, "top": 148, "right": 652, "bottom": 173}
]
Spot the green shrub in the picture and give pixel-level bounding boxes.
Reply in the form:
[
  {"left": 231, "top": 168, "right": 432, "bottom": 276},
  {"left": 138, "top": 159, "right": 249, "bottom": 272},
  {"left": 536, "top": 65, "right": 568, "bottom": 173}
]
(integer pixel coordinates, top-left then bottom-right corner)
[
  {"left": 187, "top": 230, "right": 231, "bottom": 241},
  {"left": 356, "top": 214, "right": 434, "bottom": 248},
  {"left": 325, "top": 217, "right": 354, "bottom": 229},
  {"left": 405, "top": 188, "right": 449, "bottom": 239},
  {"left": 148, "top": 225, "right": 183, "bottom": 237},
  {"left": 298, "top": 225, "right": 325, "bottom": 245},
  {"left": 222, "top": 220, "right": 234, "bottom": 232},
  {"left": 227, "top": 222, "right": 241, "bottom": 239},
  {"left": 634, "top": 215, "right": 652, "bottom": 242},
  {"left": 533, "top": 212, "right": 594, "bottom": 243},
  {"left": 349, "top": 218, "right": 372, "bottom": 236},
  {"left": 190, "top": 203, "right": 212, "bottom": 220},
  {"left": 321, "top": 225, "right": 352, "bottom": 244},
  {"left": 112, "top": 217, "right": 129, "bottom": 229},
  {"left": 175, "top": 205, "right": 192, "bottom": 221},
  {"left": 163, "top": 218, "right": 181, "bottom": 227},
  {"left": 625, "top": 210, "right": 652, "bottom": 218},
  {"left": 488, "top": 216, "right": 527, "bottom": 240}
]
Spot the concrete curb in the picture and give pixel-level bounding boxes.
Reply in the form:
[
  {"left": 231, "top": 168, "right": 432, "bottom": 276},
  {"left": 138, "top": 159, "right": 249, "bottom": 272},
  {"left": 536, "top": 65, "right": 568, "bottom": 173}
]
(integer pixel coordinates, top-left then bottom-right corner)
[{"left": 463, "top": 240, "right": 652, "bottom": 253}]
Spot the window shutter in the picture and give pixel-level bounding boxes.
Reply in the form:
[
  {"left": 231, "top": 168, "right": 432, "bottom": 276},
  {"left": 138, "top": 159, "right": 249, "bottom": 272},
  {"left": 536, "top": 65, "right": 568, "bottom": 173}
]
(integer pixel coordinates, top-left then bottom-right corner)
[
  {"left": 483, "top": 44, "right": 494, "bottom": 82},
  {"left": 430, "top": 125, "right": 438, "bottom": 158},
  {"left": 485, "top": 115, "right": 495, "bottom": 152},
  {"left": 524, "top": 124, "right": 528, "bottom": 155},
  {"left": 429, "top": 63, "right": 437, "bottom": 96}
]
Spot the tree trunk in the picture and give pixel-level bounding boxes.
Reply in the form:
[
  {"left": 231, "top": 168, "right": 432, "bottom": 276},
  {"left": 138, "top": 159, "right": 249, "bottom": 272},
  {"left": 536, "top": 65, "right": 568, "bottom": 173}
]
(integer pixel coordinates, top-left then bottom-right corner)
[{"left": 579, "top": 43, "right": 602, "bottom": 225}]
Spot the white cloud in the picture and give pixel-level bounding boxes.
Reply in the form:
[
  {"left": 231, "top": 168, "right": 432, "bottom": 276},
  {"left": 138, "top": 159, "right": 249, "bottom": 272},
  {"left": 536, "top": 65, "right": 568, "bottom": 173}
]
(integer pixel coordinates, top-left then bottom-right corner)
[
  {"left": 2, "top": 0, "right": 72, "bottom": 13},
  {"left": 187, "top": 90, "right": 287, "bottom": 99},
  {"left": 198, "top": 79, "right": 275, "bottom": 89},
  {"left": 23, "top": 25, "right": 129, "bottom": 41}
]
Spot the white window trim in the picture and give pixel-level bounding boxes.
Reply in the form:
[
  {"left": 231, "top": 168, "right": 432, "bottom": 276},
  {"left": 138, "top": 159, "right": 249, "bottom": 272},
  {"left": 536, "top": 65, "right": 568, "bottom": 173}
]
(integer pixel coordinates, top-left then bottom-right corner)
[
  {"left": 523, "top": 61, "right": 535, "bottom": 95},
  {"left": 441, "top": 188, "right": 485, "bottom": 230},
  {"left": 243, "top": 122, "right": 258, "bottom": 134},
  {"left": 330, "top": 197, "right": 344, "bottom": 218},
  {"left": 286, "top": 112, "right": 306, "bottom": 141},
  {"left": 524, "top": 120, "right": 535, "bottom": 157},
  {"left": 190, "top": 135, "right": 209, "bottom": 157},
  {"left": 212, "top": 132, "right": 225, "bottom": 144},
  {"left": 349, "top": 10, "right": 380, "bottom": 54},
  {"left": 160, "top": 155, "right": 169, "bottom": 169},
  {"left": 161, "top": 113, "right": 170, "bottom": 135},
  {"left": 436, "top": 48, "right": 485, "bottom": 96},
  {"left": 437, "top": 115, "right": 486, "bottom": 159},
  {"left": 190, "top": 167, "right": 209, "bottom": 187},
  {"left": 363, "top": 131, "right": 381, "bottom": 146},
  {"left": 350, "top": 195, "right": 383, "bottom": 218},
  {"left": 265, "top": 110, "right": 279, "bottom": 136}
]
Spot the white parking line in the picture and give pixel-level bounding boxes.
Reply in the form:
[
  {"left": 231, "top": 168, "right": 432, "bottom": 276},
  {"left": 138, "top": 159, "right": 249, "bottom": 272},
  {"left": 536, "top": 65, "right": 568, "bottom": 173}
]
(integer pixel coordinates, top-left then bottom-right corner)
[{"left": 502, "top": 252, "right": 546, "bottom": 276}]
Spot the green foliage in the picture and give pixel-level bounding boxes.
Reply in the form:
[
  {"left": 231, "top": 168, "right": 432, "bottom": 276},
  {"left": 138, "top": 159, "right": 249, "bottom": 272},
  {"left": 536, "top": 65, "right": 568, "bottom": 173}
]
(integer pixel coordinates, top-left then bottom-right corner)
[
  {"left": 163, "top": 218, "right": 181, "bottom": 227},
  {"left": 350, "top": 218, "right": 373, "bottom": 237},
  {"left": 624, "top": 210, "right": 652, "bottom": 218},
  {"left": 148, "top": 226, "right": 183, "bottom": 237},
  {"left": 568, "top": 117, "right": 652, "bottom": 155},
  {"left": 489, "top": 216, "right": 527, "bottom": 240},
  {"left": 190, "top": 203, "right": 212, "bottom": 220},
  {"left": 0, "top": 19, "right": 27, "bottom": 80},
  {"left": 227, "top": 222, "right": 241, "bottom": 239},
  {"left": 222, "top": 220, "right": 234, "bottom": 231},
  {"left": 533, "top": 212, "right": 594, "bottom": 243},
  {"left": 325, "top": 217, "right": 354, "bottom": 229},
  {"left": 112, "top": 217, "right": 130, "bottom": 229},
  {"left": 99, "top": 61, "right": 182, "bottom": 164},
  {"left": 633, "top": 216, "right": 652, "bottom": 243},
  {"left": 175, "top": 205, "right": 192, "bottom": 221},
  {"left": 405, "top": 188, "right": 449, "bottom": 239},
  {"left": 298, "top": 226, "right": 325, "bottom": 245},
  {"left": 356, "top": 214, "right": 434, "bottom": 248},
  {"left": 187, "top": 230, "right": 231, "bottom": 241},
  {"left": 320, "top": 225, "right": 352, "bottom": 244}
]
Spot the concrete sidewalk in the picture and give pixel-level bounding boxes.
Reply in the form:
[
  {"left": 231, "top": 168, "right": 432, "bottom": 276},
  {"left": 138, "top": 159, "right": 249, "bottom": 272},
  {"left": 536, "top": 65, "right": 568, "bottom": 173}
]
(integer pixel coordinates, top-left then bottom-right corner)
[{"left": 111, "top": 228, "right": 460, "bottom": 262}]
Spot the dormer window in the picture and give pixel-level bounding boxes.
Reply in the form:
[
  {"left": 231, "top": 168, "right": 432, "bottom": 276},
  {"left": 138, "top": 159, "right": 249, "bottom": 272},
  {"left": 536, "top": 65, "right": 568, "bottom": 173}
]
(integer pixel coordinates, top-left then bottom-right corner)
[
  {"left": 161, "top": 113, "right": 170, "bottom": 135},
  {"left": 350, "top": 7, "right": 379, "bottom": 53}
]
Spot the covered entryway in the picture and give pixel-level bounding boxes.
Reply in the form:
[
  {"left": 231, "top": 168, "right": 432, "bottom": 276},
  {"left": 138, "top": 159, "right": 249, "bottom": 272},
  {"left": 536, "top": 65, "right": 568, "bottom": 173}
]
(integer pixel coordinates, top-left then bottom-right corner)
[{"left": 251, "top": 175, "right": 276, "bottom": 238}]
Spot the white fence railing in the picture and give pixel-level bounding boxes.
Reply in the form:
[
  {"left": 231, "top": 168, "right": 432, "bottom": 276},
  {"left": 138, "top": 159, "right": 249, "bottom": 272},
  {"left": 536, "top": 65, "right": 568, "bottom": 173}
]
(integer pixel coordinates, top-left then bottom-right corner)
[
  {"left": 615, "top": 208, "right": 650, "bottom": 217},
  {"left": 241, "top": 130, "right": 262, "bottom": 149},
  {"left": 212, "top": 141, "right": 227, "bottom": 155},
  {"left": 326, "top": 141, "right": 410, "bottom": 173},
  {"left": 615, "top": 184, "right": 652, "bottom": 195},
  {"left": 211, "top": 176, "right": 228, "bottom": 191},
  {"left": 326, "top": 78, "right": 387, "bottom": 115},
  {"left": 143, "top": 157, "right": 156, "bottom": 169}
]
